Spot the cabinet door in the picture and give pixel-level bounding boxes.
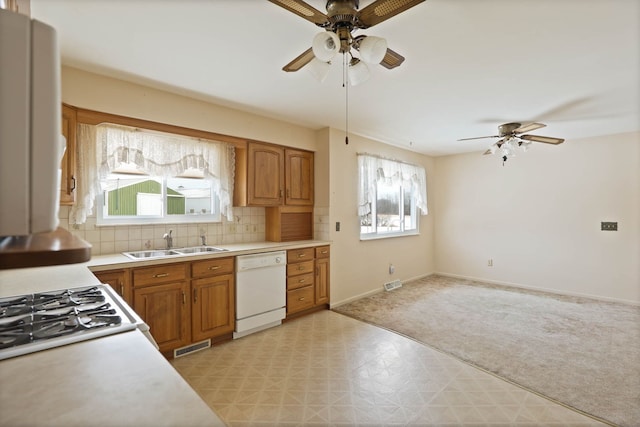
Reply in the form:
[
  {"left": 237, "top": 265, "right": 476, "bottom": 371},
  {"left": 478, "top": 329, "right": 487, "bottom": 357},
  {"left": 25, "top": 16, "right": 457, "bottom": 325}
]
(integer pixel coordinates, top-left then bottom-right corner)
[
  {"left": 247, "top": 143, "right": 284, "bottom": 206},
  {"left": 192, "top": 274, "right": 235, "bottom": 342},
  {"left": 285, "top": 149, "right": 313, "bottom": 206},
  {"left": 315, "top": 257, "right": 330, "bottom": 305},
  {"left": 134, "top": 281, "right": 191, "bottom": 353},
  {"left": 60, "top": 104, "right": 76, "bottom": 205},
  {"left": 93, "top": 269, "right": 132, "bottom": 305}
]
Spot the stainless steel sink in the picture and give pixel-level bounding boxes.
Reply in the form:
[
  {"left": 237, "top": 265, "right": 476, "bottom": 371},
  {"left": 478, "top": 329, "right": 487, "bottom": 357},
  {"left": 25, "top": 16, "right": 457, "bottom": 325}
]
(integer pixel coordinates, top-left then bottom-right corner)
[
  {"left": 123, "top": 249, "right": 181, "bottom": 259},
  {"left": 173, "top": 246, "right": 228, "bottom": 254}
]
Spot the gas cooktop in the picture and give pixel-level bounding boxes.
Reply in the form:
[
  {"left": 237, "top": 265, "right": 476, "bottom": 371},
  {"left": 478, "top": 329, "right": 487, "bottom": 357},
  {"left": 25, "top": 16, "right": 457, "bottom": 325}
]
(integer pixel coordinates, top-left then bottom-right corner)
[{"left": 0, "top": 285, "right": 139, "bottom": 360}]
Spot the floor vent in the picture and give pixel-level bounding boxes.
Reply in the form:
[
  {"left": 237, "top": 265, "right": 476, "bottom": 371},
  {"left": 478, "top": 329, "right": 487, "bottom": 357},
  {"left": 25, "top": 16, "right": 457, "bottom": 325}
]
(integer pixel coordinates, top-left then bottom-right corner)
[
  {"left": 383, "top": 280, "right": 402, "bottom": 291},
  {"left": 174, "top": 339, "right": 211, "bottom": 358}
]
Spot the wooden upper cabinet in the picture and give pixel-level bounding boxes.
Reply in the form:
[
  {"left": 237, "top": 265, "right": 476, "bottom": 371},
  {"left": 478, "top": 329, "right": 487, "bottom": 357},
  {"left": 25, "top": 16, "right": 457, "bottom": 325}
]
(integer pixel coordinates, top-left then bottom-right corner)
[
  {"left": 235, "top": 142, "right": 314, "bottom": 208},
  {"left": 60, "top": 104, "right": 77, "bottom": 205},
  {"left": 285, "top": 149, "right": 314, "bottom": 206},
  {"left": 247, "top": 142, "right": 284, "bottom": 206}
]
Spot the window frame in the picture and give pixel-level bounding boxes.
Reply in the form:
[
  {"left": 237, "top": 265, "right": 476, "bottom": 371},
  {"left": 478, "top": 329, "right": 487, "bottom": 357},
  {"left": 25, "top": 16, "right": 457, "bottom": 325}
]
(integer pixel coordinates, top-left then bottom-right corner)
[
  {"left": 97, "top": 172, "right": 221, "bottom": 226},
  {"left": 359, "top": 176, "right": 420, "bottom": 240},
  {"left": 357, "top": 154, "right": 427, "bottom": 241}
]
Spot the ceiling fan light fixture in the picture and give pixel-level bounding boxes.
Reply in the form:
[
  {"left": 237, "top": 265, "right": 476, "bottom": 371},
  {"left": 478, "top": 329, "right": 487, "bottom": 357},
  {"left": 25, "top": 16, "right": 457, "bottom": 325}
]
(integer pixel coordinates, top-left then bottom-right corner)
[
  {"left": 348, "top": 58, "right": 370, "bottom": 86},
  {"left": 312, "top": 31, "right": 340, "bottom": 61},
  {"left": 307, "top": 57, "right": 331, "bottom": 82},
  {"left": 519, "top": 140, "right": 532, "bottom": 152},
  {"left": 358, "top": 35, "right": 388, "bottom": 64}
]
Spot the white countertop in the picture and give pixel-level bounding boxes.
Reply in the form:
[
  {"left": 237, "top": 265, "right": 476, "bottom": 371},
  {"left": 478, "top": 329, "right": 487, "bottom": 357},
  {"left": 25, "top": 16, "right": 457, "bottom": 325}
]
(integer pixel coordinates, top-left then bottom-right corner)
[
  {"left": 0, "top": 330, "right": 225, "bottom": 427},
  {"left": 0, "top": 239, "right": 330, "bottom": 426}
]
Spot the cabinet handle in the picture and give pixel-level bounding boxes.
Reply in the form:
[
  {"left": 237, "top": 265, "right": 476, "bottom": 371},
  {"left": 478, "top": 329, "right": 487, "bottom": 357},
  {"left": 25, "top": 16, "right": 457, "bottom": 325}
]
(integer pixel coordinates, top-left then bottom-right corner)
[
  {"left": 297, "top": 265, "right": 304, "bottom": 270},
  {"left": 70, "top": 176, "right": 76, "bottom": 192},
  {"left": 299, "top": 278, "right": 305, "bottom": 283},
  {"left": 193, "top": 288, "right": 197, "bottom": 303},
  {"left": 153, "top": 273, "right": 169, "bottom": 278},
  {"left": 297, "top": 253, "right": 306, "bottom": 258},
  {"left": 208, "top": 266, "right": 220, "bottom": 270},
  {"left": 182, "top": 291, "right": 186, "bottom": 304},
  {"left": 321, "top": 250, "right": 328, "bottom": 254},
  {"left": 120, "top": 283, "right": 124, "bottom": 295},
  {"left": 298, "top": 297, "right": 305, "bottom": 301}
]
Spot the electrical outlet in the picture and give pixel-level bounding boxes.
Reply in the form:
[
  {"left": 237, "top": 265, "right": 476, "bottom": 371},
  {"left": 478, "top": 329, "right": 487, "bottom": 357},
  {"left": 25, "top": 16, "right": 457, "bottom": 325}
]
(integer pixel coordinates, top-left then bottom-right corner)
[
  {"left": 244, "top": 224, "right": 251, "bottom": 233},
  {"left": 389, "top": 264, "right": 395, "bottom": 275},
  {"left": 488, "top": 259, "right": 493, "bottom": 267},
  {"left": 228, "top": 225, "right": 237, "bottom": 233}
]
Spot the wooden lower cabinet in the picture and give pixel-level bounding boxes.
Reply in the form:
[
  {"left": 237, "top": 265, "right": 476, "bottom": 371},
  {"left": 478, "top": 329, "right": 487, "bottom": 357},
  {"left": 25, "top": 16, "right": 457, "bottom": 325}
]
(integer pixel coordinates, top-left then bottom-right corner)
[
  {"left": 126, "top": 257, "right": 235, "bottom": 357},
  {"left": 93, "top": 269, "right": 132, "bottom": 305},
  {"left": 134, "top": 281, "right": 191, "bottom": 353},
  {"left": 315, "top": 256, "right": 330, "bottom": 305},
  {"left": 191, "top": 257, "right": 235, "bottom": 343},
  {"left": 286, "top": 245, "right": 330, "bottom": 317}
]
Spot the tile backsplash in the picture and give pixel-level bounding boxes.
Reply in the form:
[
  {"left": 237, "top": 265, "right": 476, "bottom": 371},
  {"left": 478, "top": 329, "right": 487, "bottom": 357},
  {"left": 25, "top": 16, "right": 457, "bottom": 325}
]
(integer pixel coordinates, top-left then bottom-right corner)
[{"left": 59, "top": 205, "right": 330, "bottom": 256}]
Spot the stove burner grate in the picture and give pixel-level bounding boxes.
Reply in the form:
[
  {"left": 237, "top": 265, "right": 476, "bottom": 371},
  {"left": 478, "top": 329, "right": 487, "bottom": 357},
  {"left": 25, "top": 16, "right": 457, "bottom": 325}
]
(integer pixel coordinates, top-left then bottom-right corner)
[{"left": 0, "top": 287, "right": 125, "bottom": 351}]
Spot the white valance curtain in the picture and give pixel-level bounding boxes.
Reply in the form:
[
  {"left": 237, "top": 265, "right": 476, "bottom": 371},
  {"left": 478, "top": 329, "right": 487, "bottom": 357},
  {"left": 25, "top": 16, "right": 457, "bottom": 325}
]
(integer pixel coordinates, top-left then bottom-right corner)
[
  {"left": 70, "top": 123, "right": 235, "bottom": 224},
  {"left": 357, "top": 153, "right": 428, "bottom": 217}
]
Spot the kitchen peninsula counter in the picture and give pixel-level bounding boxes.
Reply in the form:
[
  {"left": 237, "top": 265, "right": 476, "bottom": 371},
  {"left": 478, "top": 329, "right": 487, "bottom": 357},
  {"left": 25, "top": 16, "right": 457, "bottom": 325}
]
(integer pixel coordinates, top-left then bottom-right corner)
[
  {"left": 0, "top": 264, "right": 225, "bottom": 427},
  {"left": 0, "top": 329, "right": 225, "bottom": 427}
]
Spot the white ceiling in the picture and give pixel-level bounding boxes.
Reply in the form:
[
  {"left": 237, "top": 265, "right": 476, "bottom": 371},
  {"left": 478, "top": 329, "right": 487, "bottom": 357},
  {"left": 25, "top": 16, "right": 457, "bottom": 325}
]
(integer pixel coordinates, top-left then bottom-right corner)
[{"left": 30, "top": 0, "right": 639, "bottom": 156}]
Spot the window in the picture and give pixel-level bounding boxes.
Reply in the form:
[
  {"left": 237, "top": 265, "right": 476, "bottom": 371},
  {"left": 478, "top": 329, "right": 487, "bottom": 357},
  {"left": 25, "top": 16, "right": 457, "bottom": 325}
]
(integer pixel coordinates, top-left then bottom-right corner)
[
  {"left": 358, "top": 154, "right": 427, "bottom": 239},
  {"left": 70, "top": 122, "right": 235, "bottom": 226},
  {"left": 98, "top": 173, "right": 220, "bottom": 225}
]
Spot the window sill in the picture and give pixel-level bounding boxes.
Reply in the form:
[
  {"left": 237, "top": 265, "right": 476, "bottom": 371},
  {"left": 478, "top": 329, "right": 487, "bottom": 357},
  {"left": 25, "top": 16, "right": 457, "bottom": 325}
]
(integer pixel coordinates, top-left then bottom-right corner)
[{"left": 360, "top": 231, "right": 420, "bottom": 241}]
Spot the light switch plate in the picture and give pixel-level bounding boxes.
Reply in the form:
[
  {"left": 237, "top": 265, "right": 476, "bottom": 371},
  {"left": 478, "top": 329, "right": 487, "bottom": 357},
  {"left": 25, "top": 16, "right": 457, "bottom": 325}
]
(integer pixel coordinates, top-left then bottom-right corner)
[{"left": 601, "top": 222, "right": 618, "bottom": 231}]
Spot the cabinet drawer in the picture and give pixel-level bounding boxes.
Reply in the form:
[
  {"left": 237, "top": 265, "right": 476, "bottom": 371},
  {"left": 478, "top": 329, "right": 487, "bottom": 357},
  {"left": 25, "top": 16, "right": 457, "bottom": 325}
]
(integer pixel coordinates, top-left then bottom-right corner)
[
  {"left": 286, "top": 260, "right": 314, "bottom": 277},
  {"left": 287, "top": 248, "right": 314, "bottom": 263},
  {"left": 287, "top": 286, "right": 314, "bottom": 314},
  {"left": 287, "top": 272, "right": 314, "bottom": 290},
  {"left": 191, "top": 257, "right": 234, "bottom": 279},
  {"left": 315, "top": 246, "right": 330, "bottom": 259},
  {"left": 132, "top": 263, "right": 188, "bottom": 287}
]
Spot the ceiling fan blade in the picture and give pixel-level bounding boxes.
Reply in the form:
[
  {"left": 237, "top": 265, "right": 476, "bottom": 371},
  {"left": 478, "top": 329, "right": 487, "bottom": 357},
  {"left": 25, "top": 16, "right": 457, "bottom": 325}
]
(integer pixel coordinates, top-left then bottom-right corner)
[
  {"left": 483, "top": 149, "right": 493, "bottom": 155},
  {"left": 457, "top": 135, "right": 501, "bottom": 141},
  {"left": 357, "top": 0, "right": 426, "bottom": 29},
  {"left": 380, "top": 48, "right": 405, "bottom": 69},
  {"left": 267, "top": 0, "right": 329, "bottom": 27},
  {"left": 282, "top": 47, "right": 315, "bottom": 72},
  {"left": 514, "top": 122, "right": 546, "bottom": 134},
  {"left": 520, "top": 134, "right": 565, "bottom": 145}
]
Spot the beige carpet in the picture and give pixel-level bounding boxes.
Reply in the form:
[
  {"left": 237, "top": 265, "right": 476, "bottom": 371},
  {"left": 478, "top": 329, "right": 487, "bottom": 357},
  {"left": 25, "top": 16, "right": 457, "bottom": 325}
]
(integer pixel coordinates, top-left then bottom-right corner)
[{"left": 333, "top": 275, "right": 640, "bottom": 427}]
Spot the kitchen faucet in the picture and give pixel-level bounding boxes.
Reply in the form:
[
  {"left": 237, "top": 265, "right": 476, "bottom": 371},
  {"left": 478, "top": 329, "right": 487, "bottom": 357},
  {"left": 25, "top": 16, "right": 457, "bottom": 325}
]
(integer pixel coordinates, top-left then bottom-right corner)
[
  {"left": 200, "top": 228, "right": 206, "bottom": 246},
  {"left": 163, "top": 230, "right": 173, "bottom": 249}
]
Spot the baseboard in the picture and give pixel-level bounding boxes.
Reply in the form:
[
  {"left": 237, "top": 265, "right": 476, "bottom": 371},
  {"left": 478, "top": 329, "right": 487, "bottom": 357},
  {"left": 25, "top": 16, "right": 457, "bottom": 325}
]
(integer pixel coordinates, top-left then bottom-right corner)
[
  {"left": 435, "top": 271, "right": 640, "bottom": 306},
  {"left": 330, "top": 272, "right": 433, "bottom": 308}
]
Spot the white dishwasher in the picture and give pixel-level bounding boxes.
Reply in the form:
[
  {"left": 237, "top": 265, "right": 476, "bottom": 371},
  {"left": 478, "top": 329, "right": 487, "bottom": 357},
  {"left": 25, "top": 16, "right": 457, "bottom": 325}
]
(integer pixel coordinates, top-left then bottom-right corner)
[{"left": 234, "top": 251, "right": 286, "bottom": 339}]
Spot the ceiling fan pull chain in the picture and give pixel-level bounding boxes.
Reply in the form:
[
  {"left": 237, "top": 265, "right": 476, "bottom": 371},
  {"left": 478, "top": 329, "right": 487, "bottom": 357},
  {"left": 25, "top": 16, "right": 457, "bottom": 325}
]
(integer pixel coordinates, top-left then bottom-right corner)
[{"left": 344, "top": 53, "right": 349, "bottom": 144}]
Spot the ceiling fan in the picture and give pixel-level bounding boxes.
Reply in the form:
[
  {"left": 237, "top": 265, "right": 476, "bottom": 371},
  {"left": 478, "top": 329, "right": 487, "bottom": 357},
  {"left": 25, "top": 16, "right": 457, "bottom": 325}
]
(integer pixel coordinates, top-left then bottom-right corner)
[
  {"left": 458, "top": 122, "right": 565, "bottom": 164},
  {"left": 268, "top": 0, "right": 425, "bottom": 83}
]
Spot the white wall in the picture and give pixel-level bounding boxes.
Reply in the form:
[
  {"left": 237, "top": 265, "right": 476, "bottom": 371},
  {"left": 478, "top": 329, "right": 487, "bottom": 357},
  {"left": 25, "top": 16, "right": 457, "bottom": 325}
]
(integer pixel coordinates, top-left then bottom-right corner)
[
  {"left": 325, "top": 129, "right": 437, "bottom": 305},
  {"left": 433, "top": 132, "right": 640, "bottom": 304}
]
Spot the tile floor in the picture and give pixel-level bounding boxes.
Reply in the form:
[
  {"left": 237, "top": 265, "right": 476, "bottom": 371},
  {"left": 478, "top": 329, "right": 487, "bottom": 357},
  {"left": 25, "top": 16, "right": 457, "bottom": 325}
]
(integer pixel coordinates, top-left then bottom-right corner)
[{"left": 171, "top": 310, "right": 607, "bottom": 426}]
